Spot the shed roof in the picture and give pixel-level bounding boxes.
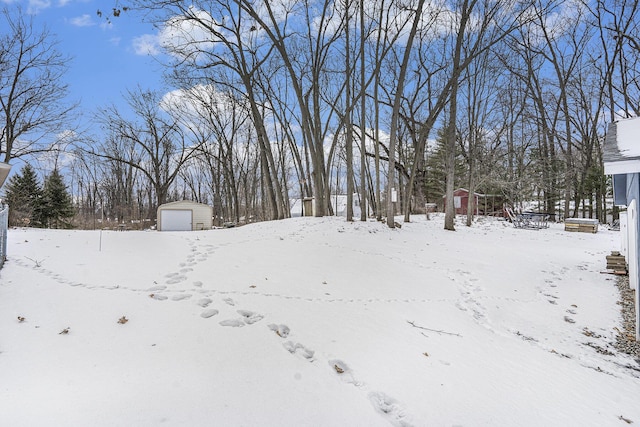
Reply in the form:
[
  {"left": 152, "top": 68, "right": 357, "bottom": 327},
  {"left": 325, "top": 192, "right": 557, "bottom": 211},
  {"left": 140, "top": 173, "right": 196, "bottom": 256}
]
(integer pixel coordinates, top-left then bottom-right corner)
[
  {"left": 158, "top": 200, "right": 212, "bottom": 209},
  {"left": 604, "top": 117, "right": 640, "bottom": 175},
  {"left": 443, "top": 188, "right": 485, "bottom": 197}
]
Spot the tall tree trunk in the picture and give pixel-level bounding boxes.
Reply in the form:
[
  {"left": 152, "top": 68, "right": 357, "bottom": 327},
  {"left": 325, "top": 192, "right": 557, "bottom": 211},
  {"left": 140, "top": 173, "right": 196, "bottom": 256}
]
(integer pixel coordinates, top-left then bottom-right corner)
[
  {"left": 359, "top": 0, "right": 367, "bottom": 221},
  {"left": 345, "top": 0, "right": 354, "bottom": 221},
  {"left": 444, "top": 0, "right": 473, "bottom": 231},
  {"left": 444, "top": 83, "right": 459, "bottom": 231},
  {"left": 386, "top": 0, "right": 426, "bottom": 228}
]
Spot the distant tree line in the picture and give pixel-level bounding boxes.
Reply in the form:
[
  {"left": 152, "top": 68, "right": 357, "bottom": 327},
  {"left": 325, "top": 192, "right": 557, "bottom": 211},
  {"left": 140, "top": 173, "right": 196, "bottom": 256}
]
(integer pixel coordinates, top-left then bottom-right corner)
[{"left": 2, "top": 1, "right": 640, "bottom": 229}]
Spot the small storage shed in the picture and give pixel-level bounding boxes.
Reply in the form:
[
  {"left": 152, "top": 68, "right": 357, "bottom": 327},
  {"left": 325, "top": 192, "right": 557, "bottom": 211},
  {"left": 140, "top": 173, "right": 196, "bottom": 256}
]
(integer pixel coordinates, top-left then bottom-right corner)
[
  {"left": 157, "top": 201, "right": 213, "bottom": 231},
  {"left": 443, "top": 188, "right": 480, "bottom": 215}
]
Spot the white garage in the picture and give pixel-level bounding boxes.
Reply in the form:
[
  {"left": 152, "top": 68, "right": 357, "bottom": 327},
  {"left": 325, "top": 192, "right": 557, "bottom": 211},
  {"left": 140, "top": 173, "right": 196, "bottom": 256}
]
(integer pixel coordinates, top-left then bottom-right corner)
[{"left": 157, "top": 201, "right": 213, "bottom": 231}]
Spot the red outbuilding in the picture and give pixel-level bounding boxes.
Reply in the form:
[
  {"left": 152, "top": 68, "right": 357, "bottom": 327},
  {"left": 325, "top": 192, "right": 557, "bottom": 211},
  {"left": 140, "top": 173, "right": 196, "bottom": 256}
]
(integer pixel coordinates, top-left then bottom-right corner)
[{"left": 451, "top": 188, "right": 479, "bottom": 215}]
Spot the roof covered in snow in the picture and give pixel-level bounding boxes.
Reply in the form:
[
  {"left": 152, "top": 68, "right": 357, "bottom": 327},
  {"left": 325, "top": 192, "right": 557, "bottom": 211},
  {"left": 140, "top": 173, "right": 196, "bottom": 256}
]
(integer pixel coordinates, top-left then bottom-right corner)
[{"left": 604, "top": 117, "right": 640, "bottom": 175}]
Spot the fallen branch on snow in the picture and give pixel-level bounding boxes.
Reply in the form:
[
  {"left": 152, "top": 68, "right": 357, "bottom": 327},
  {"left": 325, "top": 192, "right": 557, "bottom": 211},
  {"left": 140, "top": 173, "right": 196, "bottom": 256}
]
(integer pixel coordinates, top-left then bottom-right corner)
[
  {"left": 407, "top": 320, "right": 462, "bottom": 337},
  {"left": 25, "top": 257, "right": 44, "bottom": 267}
]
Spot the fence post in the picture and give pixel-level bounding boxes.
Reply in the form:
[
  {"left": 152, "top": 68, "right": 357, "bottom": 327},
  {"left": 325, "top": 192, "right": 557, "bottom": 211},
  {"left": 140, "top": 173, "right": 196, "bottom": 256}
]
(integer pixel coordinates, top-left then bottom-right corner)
[{"left": 0, "top": 204, "right": 8, "bottom": 268}]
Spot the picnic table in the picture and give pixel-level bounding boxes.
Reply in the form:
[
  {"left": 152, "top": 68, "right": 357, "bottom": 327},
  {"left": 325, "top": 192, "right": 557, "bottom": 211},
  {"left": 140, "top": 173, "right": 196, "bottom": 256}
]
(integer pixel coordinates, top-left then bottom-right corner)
[{"left": 506, "top": 208, "right": 549, "bottom": 229}]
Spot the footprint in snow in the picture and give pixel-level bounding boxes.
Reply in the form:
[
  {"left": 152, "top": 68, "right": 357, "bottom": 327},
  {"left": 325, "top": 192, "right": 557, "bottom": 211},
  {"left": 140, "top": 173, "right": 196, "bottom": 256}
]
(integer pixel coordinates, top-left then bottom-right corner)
[
  {"left": 368, "top": 391, "right": 413, "bottom": 427},
  {"left": 147, "top": 285, "right": 167, "bottom": 292},
  {"left": 219, "top": 319, "right": 245, "bottom": 327},
  {"left": 267, "top": 323, "right": 290, "bottom": 338},
  {"left": 223, "top": 298, "right": 236, "bottom": 306},
  {"left": 201, "top": 309, "right": 219, "bottom": 319},
  {"left": 237, "top": 310, "right": 264, "bottom": 324},
  {"left": 197, "top": 298, "right": 212, "bottom": 307},
  {"left": 166, "top": 275, "right": 187, "bottom": 285},
  {"left": 329, "top": 359, "right": 363, "bottom": 386},
  {"left": 283, "top": 341, "right": 314, "bottom": 361},
  {"left": 220, "top": 310, "right": 264, "bottom": 327},
  {"left": 171, "top": 294, "right": 192, "bottom": 301},
  {"left": 193, "top": 281, "right": 203, "bottom": 288},
  {"left": 150, "top": 294, "right": 168, "bottom": 301}
]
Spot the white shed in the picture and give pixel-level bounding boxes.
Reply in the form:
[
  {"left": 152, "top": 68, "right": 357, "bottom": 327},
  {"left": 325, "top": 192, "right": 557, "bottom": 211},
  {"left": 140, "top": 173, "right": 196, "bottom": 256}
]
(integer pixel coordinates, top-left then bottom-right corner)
[{"left": 157, "top": 201, "right": 213, "bottom": 231}]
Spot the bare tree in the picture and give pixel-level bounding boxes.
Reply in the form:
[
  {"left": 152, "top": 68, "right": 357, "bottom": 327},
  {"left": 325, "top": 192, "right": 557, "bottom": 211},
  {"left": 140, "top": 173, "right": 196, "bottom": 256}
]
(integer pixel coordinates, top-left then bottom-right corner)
[
  {"left": 92, "top": 88, "right": 200, "bottom": 216},
  {"left": 345, "top": 0, "right": 355, "bottom": 221},
  {"left": 384, "top": 0, "right": 427, "bottom": 228},
  {"left": 0, "top": 6, "right": 75, "bottom": 163}
]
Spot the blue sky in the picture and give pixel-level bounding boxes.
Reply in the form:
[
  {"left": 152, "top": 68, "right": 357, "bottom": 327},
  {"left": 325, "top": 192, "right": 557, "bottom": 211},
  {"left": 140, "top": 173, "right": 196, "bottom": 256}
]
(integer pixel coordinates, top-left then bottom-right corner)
[{"left": 2, "top": 0, "right": 165, "bottom": 115}]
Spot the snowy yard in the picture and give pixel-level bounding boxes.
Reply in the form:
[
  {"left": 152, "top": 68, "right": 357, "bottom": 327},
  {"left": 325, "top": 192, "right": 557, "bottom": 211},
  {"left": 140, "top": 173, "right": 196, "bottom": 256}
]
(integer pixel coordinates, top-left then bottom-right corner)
[{"left": 1, "top": 215, "right": 639, "bottom": 426}]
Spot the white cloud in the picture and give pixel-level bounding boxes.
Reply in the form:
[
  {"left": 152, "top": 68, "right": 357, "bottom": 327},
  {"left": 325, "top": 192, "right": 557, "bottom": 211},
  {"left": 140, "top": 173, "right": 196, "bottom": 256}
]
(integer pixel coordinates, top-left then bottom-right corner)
[
  {"left": 58, "top": 0, "right": 92, "bottom": 6},
  {"left": 0, "top": 0, "right": 53, "bottom": 15},
  {"left": 28, "top": 0, "right": 51, "bottom": 13},
  {"left": 69, "top": 14, "right": 94, "bottom": 27},
  {"left": 253, "top": 0, "right": 298, "bottom": 26},
  {"left": 161, "top": 84, "right": 237, "bottom": 124},
  {"left": 159, "top": 7, "right": 218, "bottom": 60},
  {"left": 2, "top": 0, "right": 53, "bottom": 14},
  {"left": 314, "top": 0, "right": 454, "bottom": 45},
  {"left": 132, "top": 34, "right": 160, "bottom": 56}
]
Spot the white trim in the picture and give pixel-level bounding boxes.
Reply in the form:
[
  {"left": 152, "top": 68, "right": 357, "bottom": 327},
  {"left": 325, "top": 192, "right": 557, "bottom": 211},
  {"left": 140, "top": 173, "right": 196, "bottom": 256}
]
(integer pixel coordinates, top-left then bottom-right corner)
[{"left": 604, "top": 159, "right": 640, "bottom": 175}]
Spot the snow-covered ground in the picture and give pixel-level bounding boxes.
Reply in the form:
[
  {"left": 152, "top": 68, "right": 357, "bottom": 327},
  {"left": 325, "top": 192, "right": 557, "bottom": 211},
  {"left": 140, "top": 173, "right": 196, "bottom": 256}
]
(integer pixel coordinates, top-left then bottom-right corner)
[{"left": 0, "top": 214, "right": 638, "bottom": 426}]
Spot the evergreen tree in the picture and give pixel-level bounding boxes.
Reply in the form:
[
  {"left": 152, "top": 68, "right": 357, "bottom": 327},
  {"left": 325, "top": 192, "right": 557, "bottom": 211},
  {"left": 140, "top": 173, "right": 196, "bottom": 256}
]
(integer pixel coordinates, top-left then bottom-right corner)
[
  {"left": 424, "top": 130, "right": 466, "bottom": 207},
  {"left": 4, "top": 164, "right": 43, "bottom": 226},
  {"left": 40, "top": 168, "right": 74, "bottom": 228}
]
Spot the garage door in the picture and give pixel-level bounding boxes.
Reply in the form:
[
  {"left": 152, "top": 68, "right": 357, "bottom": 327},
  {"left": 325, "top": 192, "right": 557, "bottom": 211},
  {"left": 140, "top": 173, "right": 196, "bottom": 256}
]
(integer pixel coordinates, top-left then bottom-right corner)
[{"left": 161, "top": 209, "right": 192, "bottom": 231}]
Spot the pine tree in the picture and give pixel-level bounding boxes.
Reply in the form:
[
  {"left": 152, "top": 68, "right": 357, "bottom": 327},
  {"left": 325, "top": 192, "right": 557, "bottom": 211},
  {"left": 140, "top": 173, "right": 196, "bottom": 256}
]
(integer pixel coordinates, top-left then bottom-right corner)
[
  {"left": 40, "top": 168, "right": 74, "bottom": 228},
  {"left": 4, "top": 164, "right": 43, "bottom": 226},
  {"left": 424, "top": 130, "right": 466, "bottom": 206}
]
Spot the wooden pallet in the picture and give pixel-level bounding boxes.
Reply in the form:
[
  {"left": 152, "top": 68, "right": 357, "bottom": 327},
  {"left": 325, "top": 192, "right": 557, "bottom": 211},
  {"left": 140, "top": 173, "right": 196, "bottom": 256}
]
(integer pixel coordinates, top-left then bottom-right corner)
[
  {"left": 565, "top": 218, "right": 598, "bottom": 233},
  {"left": 606, "top": 251, "right": 627, "bottom": 274}
]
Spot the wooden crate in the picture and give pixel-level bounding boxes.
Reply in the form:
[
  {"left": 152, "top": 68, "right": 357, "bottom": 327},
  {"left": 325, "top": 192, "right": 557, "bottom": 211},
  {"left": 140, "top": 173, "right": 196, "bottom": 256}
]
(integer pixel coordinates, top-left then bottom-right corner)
[{"left": 565, "top": 218, "right": 598, "bottom": 233}]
